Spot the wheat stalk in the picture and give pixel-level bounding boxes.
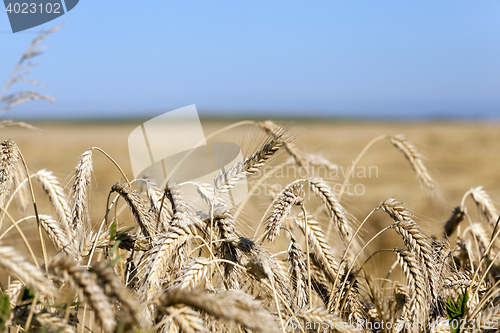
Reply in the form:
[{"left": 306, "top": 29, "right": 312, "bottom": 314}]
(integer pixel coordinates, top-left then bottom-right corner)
[
  {"left": 293, "top": 213, "right": 340, "bottom": 283},
  {"left": 111, "top": 182, "right": 156, "bottom": 239},
  {"left": 49, "top": 255, "right": 115, "bottom": 333},
  {"left": 158, "top": 289, "right": 279, "bottom": 333},
  {"left": 141, "top": 225, "right": 196, "bottom": 300},
  {"left": 0, "top": 139, "right": 20, "bottom": 210},
  {"left": 394, "top": 248, "right": 428, "bottom": 325},
  {"left": 390, "top": 134, "right": 437, "bottom": 195},
  {"left": 173, "top": 258, "right": 211, "bottom": 291},
  {"left": 263, "top": 183, "right": 304, "bottom": 242},
  {"left": 0, "top": 244, "right": 55, "bottom": 298},
  {"left": 380, "top": 198, "right": 439, "bottom": 313},
  {"left": 287, "top": 235, "right": 309, "bottom": 311},
  {"left": 37, "top": 214, "right": 75, "bottom": 256},
  {"left": 469, "top": 186, "right": 499, "bottom": 225},
  {"left": 214, "top": 136, "right": 283, "bottom": 194},
  {"left": 35, "top": 169, "right": 73, "bottom": 240},
  {"left": 89, "top": 261, "right": 147, "bottom": 328},
  {"left": 258, "top": 120, "right": 308, "bottom": 168},
  {"left": 307, "top": 178, "right": 356, "bottom": 246},
  {"left": 70, "top": 150, "right": 92, "bottom": 238}
]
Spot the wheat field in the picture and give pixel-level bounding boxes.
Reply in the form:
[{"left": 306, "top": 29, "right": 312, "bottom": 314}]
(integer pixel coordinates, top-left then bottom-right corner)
[{"left": 0, "top": 119, "right": 499, "bottom": 333}]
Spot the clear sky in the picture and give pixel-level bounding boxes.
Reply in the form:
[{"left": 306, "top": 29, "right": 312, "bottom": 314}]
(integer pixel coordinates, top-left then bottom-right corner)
[{"left": 1, "top": 1, "right": 499, "bottom": 120}]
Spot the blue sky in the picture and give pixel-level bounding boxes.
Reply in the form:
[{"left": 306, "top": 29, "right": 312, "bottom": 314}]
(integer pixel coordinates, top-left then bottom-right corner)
[{"left": 1, "top": 1, "right": 499, "bottom": 119}]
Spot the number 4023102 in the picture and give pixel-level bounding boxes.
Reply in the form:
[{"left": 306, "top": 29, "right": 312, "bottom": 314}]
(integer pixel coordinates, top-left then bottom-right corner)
[{"left": 5, "top": 2, "right": 61, "bottom": 14}]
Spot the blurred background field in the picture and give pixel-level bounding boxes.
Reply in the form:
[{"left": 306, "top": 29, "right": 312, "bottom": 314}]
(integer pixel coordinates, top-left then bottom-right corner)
[{"left": 1, "top": 119, "right": 499, "bottom": 264}]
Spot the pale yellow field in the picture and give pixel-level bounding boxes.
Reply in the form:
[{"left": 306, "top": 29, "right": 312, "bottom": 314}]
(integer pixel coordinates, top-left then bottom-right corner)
[{"left": 1, "top": 119, "right": 499, "bottom": 258}]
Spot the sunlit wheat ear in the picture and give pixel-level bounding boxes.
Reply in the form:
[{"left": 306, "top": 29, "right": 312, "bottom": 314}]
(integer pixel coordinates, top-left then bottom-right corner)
[
  {"left": 0, "top": 139, "right": 20, "bottom": 209},
  {"left": 49, "top": 255, "right": 116, "bottom": 333},
  {"left": 243, "top": 248, "right": 292, "bottom": 304},
  {"left": 89, "top": 261, "right": 147, "bottom": 328},
  {"left": 161, "top": 305, "right": 207, "bottom": 333},
  {"left": 257, "top": 120, "right": 308, "bottom": 168},
  {"left": 37, "top": 214, "right": 75, "bottom": 256},
  {"left": 141, "top": 224, "right": 196, "bottom": 300},
  {"left": 158, "top": 289, "right": 279, "bottom": 333},
  {"left": 0, "top": 244, "right": 55, "bottom": 298},
  {"left": 444, "top": 205, "right": 465, "bottom": 237},
  {"left": 214, "top": 135, "right": 283, "bottom": 194},
  {"left": 263, "top": 183, "right": 304, "bottom": 242},
  {"left": 173, "top": 257, "right": 211, "bottom": 290},
  {"left": 213, "top": 211, "right": 242, "bottom": 290},
  {"left": 287, "top": 235, "right": 309, "bottom": 311},
  {"left": 70, "top": 149, "right": 92, "bottom": 238},
  {"left": 5, "top": 280, "right": 23, "bottom": 308},
  {"left": 379, "top": 198, "right": 438, "bottom": 312},
  {"left": 394, "top": 249, "right": 428, "bottom": 324},
  {"left": 34, "top": 313, "right": 76, "bottom": 333},
  {"left": 389, "top": 134, "right": 437, "bottom": 195},
  {"left": 442, "top": 271, "right": 487, "bottom": 303},
  {"left": 297, "top": 307, "right": 360, "bottom": 333},
  {"left": 111, "top": 182, "right": 155, "bottom": 239},
  {"left": 35, "top": 169, "right": 73, "bottom": 238},
  {"left": 293, "top": 213, "right": 340, "bottom": 283},
  {"left": 469, "top": 186, "right": 499, "bottom": 225},
  {"left": 307, "top": 178, "right": 357, "bottom": 246},
  {"left": 169, "top": 182, "right": 190, "bottom": 213},
  {"left": 377, "top": 197, "right": 413, "bottom": 221}
]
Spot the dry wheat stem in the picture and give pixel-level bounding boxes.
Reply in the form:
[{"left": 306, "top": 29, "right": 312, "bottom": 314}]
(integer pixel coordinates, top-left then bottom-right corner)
[
  {"left": 14, "top": 142, "right": 50, "bottom": 272},
  {"left": 90, "top": 147, "right": 130, "bottom": 183},
  {"left": 0, "top": 205, "right": 40, "bottom": 268}
]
